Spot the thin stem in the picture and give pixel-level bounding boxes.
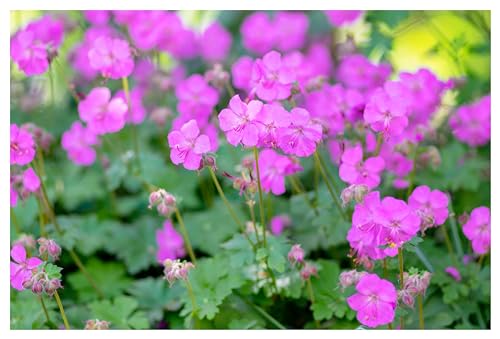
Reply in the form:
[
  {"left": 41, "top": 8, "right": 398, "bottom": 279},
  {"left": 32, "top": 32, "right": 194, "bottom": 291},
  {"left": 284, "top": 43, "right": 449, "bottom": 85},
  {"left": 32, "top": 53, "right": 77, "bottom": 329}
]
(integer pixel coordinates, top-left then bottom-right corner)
[
  {"left": 48, "top": 64, "right": 55, "bottom": 108},
  {"left": 406, "top": 145, "right": 419, "bottom": 198},
  {"left": 122, "top": 76, "right": 142, "bottom": 174},
  {"left": 441, "top": 223, "right": 459, "bottom": 267},
  {"left": 174, "top": 208, "right": 197, "bottom": 264},
  {"left": 97, "top": 149, "right": 118, "bottom": 216},
  {"left": 414, "top": 245, "right": 434, "bottom": 273},
  {"left": 184, "top": 279, "right": 199, "bottom": 329},
  {"left": 36, "top": 197, "right": 48, "bottom": 238},
  {"left": 417, "top": 294, "right": 425, "bottom": 329},
  {"left": 374, "top": 133, "right": 384, "bottom": 156},
  {"left": 306, "top": 279, "right": 320, "bottom": 329},
  {"left": 313, "top": 151, "right": 346, "bottom": 221},
  {"left": 39, "top": 296, "right": 51, "bottom": 324},
  {"left": 225, "top": 82, "right": 236, "bottom": 97},
  {"left": 10, "top": 208, "right": 22, "bottom": 235},
  {"left": 289, "top": 176, "right": 318, "bottom": 214},
  {"left": 398, "top": 248, "right": 405, "bottom": 329},
  {"left": 383, "top": 258, "right": 388, "bottom": 278},
  {"left": 253, "top": 147, "right": 267, "bottom": 246},
  {"left": 67, "top": 249, "right": 104, "bottom": 299},
  {"left": 54, "top": 291, "right": 70, "bottom": 330},
  {"left": 246, "top": 199, "right": 261, "bottom": 245},
  {"left": 448, "top": 202, "right": 465, "bottom": 258},
  {"left": 208, "top": 167, "right": 255, "bottom": 251},
  {"left": 236, "top": 293, "right": 286, "bottom": 329}
]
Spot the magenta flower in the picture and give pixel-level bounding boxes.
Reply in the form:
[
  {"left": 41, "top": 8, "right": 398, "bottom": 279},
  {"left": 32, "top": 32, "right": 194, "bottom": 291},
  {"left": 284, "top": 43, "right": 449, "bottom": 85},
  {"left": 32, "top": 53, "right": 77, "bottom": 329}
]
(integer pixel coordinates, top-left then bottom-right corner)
[
  {"left": 325, "top": 10, "right": 363, "bottom": 26},
  {"left": 61, "top": 121, "right": 100, "bottom": 166},
  {"left": 22, "top": 168, "right": 40, "bottom": 192},
  {"left": 88, "top": 36, "right": 134, "bottom": 79},
  {"left": 156, "top": 220, "right": 186, "bottom": 263},
  {"left": 347, "top": 273, "right": 397, "bottom": 328},
  {"left": 10, "top": 124, "right": 36, "bottom": 166},
  {"left": 339, "top": 145, "right": 385, "bottom": 189},
  {"left": 374, "top": 196, "right": 421, "bottom": 249},
  {"left": 277, "top": 108, "right": 322, "bottom": 157},
  {"left": 337, "top": 54, "right": 391, "bottom": 92},
  {"left": 255, "top": 103, "right": 291, "bottom": 148},
  {"left": 269, "top": 214, "right": 291, "bottom": 235},
  {"left": 218, "top": 95, "right": 263, "bottom": 147},
  {"left": 364, "top": 82, "right": 409, "bottom": 137},
  {"left": 200, "top": 22, "right": 232, "bottom": 63},
  {"left": 250, "top": 50, "right": 295, "bottom": 102},
  {"left": 10, "top": 244, "right": 43, "bottom": 291},
  {"left": 462, "top": 206, "right": 490, "bottom": 255},
  {"left": 241, "top": 12, "right": 275, "bottom": 55},
  {"left": 408, "top": 185, "right": 449, "bottom": 233},
  {"left": 273, "top": 11, "right": 309, "bottom": 52},
  {"left": 445, "top": 266, "right": 462, "bottom": 282},
  {"left": 257, "top": 149, "right": 303, "bottom": 195},
  {"left": 168, "top": 119, "right": 211, "bottom": 171},
  {"left": 78, "top": 87, "right": 128, "bottom": 135},
  {"left": 231, "top": 56, "right": 254, "bottom": 91},
  {"left": 84, "top": 10, "right": 110, "bottom": 26},
  {"left": 127, "top": 11, "right": 168, "bottom": 51},
  {"left": 176, "top": 74, "right": 219, "bottom": 118},
  {"left": 449, "top": 95, "right": 490, "bottom": 147},
  {"left": 115, "top": 86, "right": 147, "bottom": 125}
]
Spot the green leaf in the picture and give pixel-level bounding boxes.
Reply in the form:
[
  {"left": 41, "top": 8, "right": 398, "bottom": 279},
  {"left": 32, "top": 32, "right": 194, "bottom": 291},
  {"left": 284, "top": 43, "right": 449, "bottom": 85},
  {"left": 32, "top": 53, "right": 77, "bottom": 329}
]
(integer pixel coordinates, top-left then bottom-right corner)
[
  {"left": 10, "top": 291, "right": 58, "bottom": 329},
  {"left": 220, "top": 233, "right": 255, "bottom": 268},
  {"left": 89, "top": 296, "right": 149, "bottom": 329},
  {"left": 266, "top": 235, "right": 289, "bottom": 273},
  {"left": 67, "top": 258, "right": 132, "bottom": 302},
  {"left": 44, "top": 263, "right": 63, "bottom": 279}
]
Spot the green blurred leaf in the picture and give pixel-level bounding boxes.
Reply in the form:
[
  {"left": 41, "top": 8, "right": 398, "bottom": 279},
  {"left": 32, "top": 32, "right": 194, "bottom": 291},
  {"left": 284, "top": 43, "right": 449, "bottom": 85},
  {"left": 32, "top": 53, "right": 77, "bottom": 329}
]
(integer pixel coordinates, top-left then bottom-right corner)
[{"left": 89, "top": 296, "right": 149, "bottom": 329}]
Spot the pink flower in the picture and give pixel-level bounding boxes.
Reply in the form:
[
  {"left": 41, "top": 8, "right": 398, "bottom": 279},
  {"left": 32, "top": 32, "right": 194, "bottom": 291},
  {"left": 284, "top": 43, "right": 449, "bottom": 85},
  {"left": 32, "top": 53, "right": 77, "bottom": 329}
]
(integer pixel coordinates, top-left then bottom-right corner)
[
  {"left": 255, "top": 103, "right": 291, "bottom": 148},
  {"left": 273, "top": 11, "right": 309, "bottom": 52},
  {"left": 462, "top": 206, "right": 490, "bottom": 255},
  {"left": 337, "top": 54, "right": 391, "bottom": 92},
  {"left": 364, "top": 82, "right": 409, "bottom": 137},
  {"left": 325, "top": 11, "right": 363, "bottom": 26},
  {"left": 218, "top": 95, "right": 263, "bottom": 147},
  {"left": 269, "top": 214, "right": 291, "bottom": 235},
  {"left": 22, "top": 168, "right": 40, "bottom": 192},
  {"left": 78, "top": 87, "right": 128, "bottom": 135},
  {"left": 176, "top": 74, "right": 219, "bottom": 118},
  {"left": 288, "top": 244, "right": 305, "bottom": 266},
  {"left": 88, "top": 36, "right": 134, "bottom": 79},
  {"left": 10, "top": 184, "right": 18, "bottom": 207},
  {"left": 339, "top": 145, "right": 385, "bottom": 189},
  {"left": 10, "top": 124, "right": 36, "bottom": 165},
  {"left": 445, "top": 266, "right": 462, "bottom": 282},
  {"left": 156, "top": 220, "right": 186, "bottom": 263},
  {"left": 449, "top": 95, "right": 490, "bottom": 147},
  {"left": 256, "top": 149, "right": 302, "bottom": 195},
  {"left": 250, "top": 51, "right": 295, "bottom": 102},
  {"left": 200, "top": 22, "right": 232, "bottom": 63},
  {"left": 61, "top": 121, "right": 100, "bottom": 166},
  {"left": 277, "top": 108, "right": 323, "bottom": 157},
  {"left": 347, "top": 273, "right": 397, "bottom": 328},
  {"left": 10, "top": 244, "right": 43, "bottom": 291},
  {"left": 167, "top": 119, "right": 211, "bottom": 171},
  {"left": 231, "top": 56, "right": 254, "bottom": 91},
  {"left": 84, "top": 10, "right": 110, "bottom": 26},
  {"left": 374, "top": 196, "right": 421, "bottom": 249},
  {"left": 241, "top": 12, "right": 275, "bottom": 55},
  {"left": 11, "top": 30, "right": 49, "bottom": 76},
  {"left": 127, "top": 11, "right": 168, "bottom": 51},
  {"left": 115, "top": 86, "right": 147, "bottom": 124},
  {"left": 408, "top": 185, "right": 449, "bottom": 233}
]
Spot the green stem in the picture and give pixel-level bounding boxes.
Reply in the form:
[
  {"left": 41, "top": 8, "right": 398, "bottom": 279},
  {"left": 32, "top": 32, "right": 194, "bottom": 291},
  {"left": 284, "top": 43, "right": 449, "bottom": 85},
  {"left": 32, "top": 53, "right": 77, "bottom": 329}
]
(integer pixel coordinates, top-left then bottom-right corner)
[
  {"left": 406, "top": 145, "right": 419, "bottom": 198},
  {"left": 174, "top": 208, "right": 197, "bottom": 264},
  {"left": 97, "top": 148, "right": 118, "bottom": 216},
  {"left": 374, "top": 133, "right": 384, "bottom": 156},
  {"left": 36, "top": 196, "right": 48, "bottom": 238},
  {"left": 398, "top": 248, "right": 405, "bottom": 329},
  {"left": 247, "top": 199, "right": 261, "bottom": 245},
  {"left": 313, "top": 151, "right": 346, "bottom": 221},
  {"left": 441, "top": 223, "right": 459, "bottom": 267},
  {"left": 448, "top": 202, "right": 465, "bottom": 258},
  {"left": 39, "top": 296, "right": 51, "bottom": 324},
  {"left": 208, "top": 167, "right": 255, "bottom": 251},
  {"left": 383, "top": 258, "right": 388, "bottom": 278},
  {"left": 253, "top": 147, "right": 267, "bottom": 246},
  {"left": 10, "top": 208, "right": 22, "bottom": 235},
  {"left": 414, "top": 245, "right": 434, "bottom": 273},
  {"left": 306, "top": 279, "right": 320, "bottom": 329},
  {"left": 418, "top": 294, "right": 425, "bottom": 329},
  {"left": 54, "top": 291, "right": 70, "bottom": 330},
  {"left": 236, "top": 293, "right": 286, "bottom": 329},
  {"left": 184, "top": 279, "right": 199, "bottom": 329},
  {"left": 225, "top": 82, "right": 236, "bottom": 97},
  {"left": 122, "top": 76, "right": 142, "bottom": 174}
]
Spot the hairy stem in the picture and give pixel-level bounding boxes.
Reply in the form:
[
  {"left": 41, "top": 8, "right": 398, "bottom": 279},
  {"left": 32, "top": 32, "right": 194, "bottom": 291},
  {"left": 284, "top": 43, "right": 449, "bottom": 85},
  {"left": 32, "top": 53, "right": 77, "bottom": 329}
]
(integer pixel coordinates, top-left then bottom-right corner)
[{"left": 174, "top": 207, "right": 197, "bottom": 264}]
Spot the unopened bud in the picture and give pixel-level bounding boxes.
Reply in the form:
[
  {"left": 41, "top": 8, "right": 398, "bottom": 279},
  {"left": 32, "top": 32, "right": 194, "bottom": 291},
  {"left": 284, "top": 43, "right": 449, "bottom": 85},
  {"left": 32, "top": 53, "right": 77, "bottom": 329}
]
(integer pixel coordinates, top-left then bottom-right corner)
[
  {"left": 288, "top": 244, "right": 305, "bottom": 266},
  {"left": 45, "top": 279, "right": 62, "bottom": 296},
  {"left": 300, "top": 263, "right": 318, "bottom": 280},
  {"left": 85, "top": 319, "right": 110, "bottom": 330},
  {"left": 339, "top": 270, "right": 367, "bottom": 291}
]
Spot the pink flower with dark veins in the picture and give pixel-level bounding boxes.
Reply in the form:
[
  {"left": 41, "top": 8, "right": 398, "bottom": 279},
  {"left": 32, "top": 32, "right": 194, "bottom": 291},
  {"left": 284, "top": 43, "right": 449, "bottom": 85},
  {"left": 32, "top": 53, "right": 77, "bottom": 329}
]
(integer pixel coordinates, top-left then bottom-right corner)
[{"left": 167, "top": 119, "right": 211, "bottom": 171}]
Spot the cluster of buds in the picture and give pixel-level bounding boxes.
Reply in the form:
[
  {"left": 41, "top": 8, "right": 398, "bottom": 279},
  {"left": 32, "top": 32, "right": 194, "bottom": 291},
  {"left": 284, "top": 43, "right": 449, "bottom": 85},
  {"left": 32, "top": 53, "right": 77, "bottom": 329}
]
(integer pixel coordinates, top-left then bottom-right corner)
[
  {"left": 340, "top": 184, "right": 370, "bottom": 207},
  {"left": 84, "top": 319, "right": 110, "bottom": 330},
  {"left": 287, "top": 244, "right": 318, "bottom": 281},
  {"left": 339, "top": 269, "right": 368, "bottom": 291},
  {"left": 37, "top": 238, "right": 61, "bottom": 261},
  {"left": 23, "top": 269, "right": 62, "bottom": 297},
  {"left": 13, "top": 234, "right": 36, "bottom": 250},
  {"left": 162, "top": 259, "right": 195, "bottom": 287},
  {"left": 10, "top": 168, "right": 41, "bottom": 204},
  {"left": 148, "top": 189, "right": 177, "bottom": 217},
  {"left": 223, "top": 171, "right": 257, "bottom": 196},
  {"left": 204, "top": 63, "right": 230, "bottom": 90},
  {"left": 398, "top": 269, "right": 432, "bottom": 308},
  {"left": 349, "top": 252, "right": 374, "bottom": 271},
  {"left": 21, "top": 123, "right": 53, "bottom": 152}
]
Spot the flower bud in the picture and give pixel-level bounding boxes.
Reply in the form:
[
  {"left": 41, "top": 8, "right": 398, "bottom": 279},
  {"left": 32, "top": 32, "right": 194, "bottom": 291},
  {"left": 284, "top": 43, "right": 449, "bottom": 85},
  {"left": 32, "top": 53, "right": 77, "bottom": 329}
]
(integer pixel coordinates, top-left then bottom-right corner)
[
  {"left": 32, "top": 280, "right": 45, "bottom": 295},
  {"left": 339, "top": 270, "right": 367, "bottom": 291},
  {"left": 163, "top": 259, "right": 195, "bottom": 287},
  {"left": 205, "top": 63, "right": 230, "bottom": 90},
  {"left": 85, "top": 319, "right": 110, "bottom": 330},
  {"left": 300, "top": 263, "right": 318, "bottom": 281},
  {"left": 398, "top": 290, "right": 415, "bottom": 308},
  {"left": 340, "top": 186, "right": 354, "bottom": 207},
  {"left": 445, "top": 266, "right": 462, "bottom": 282},
  {"left": 149, "top": 107, "right": 172, "bottom": 127},
  {"left": 288, "top": 244, "right": 305, "bottom": 266},
  {"left": 45, "top": 279, "right": 62, "bottom": 296},
  {"left": 38, "top": 238, "right": 61, "bottom": 261}
]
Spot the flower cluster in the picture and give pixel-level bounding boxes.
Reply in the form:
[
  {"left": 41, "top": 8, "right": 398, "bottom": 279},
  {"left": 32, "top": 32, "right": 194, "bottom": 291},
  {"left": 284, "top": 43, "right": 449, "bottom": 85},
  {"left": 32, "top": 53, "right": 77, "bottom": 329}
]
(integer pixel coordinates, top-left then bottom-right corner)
[
  {"left": 148, "top": 189, "right": 177, "bottom": 217},
  {"left": 287, "top": 244, "right": 317, "bottom": 281},
  {"left": 398, "top": 270, "right": 432, "bottom": 308},
  {"left": 162, "top": 259, "right": 195, "bottom": 287}
]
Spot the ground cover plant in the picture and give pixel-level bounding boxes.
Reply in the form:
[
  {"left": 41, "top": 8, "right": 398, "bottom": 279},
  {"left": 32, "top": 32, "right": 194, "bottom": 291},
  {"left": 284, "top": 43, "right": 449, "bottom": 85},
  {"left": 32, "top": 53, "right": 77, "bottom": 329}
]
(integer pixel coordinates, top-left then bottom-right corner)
[{"left": 10, "top": 9, "right": 490, "bottom": 330}]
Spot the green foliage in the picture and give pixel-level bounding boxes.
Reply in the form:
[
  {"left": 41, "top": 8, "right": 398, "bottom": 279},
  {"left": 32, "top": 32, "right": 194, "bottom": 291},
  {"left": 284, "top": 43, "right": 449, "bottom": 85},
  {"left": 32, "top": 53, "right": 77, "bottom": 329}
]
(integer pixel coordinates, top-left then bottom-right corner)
[
  {"left": 89, "top": 296, "right": 149, "bottom": 329},
  {"left": 10, "top": 291, "right": 59, "bottom": 329}
]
